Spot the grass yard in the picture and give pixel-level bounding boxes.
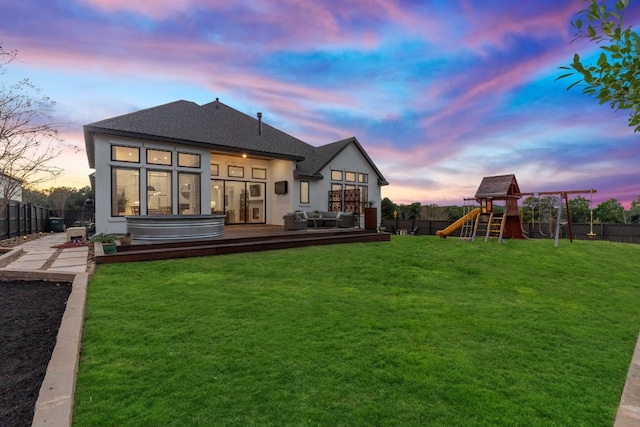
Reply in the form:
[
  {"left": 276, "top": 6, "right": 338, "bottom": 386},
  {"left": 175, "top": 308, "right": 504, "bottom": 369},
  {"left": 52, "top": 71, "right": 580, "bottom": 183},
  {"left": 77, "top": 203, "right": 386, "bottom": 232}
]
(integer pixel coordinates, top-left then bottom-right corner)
[{"left": 73, "top": 236, "right": 640, "bottom": 426}]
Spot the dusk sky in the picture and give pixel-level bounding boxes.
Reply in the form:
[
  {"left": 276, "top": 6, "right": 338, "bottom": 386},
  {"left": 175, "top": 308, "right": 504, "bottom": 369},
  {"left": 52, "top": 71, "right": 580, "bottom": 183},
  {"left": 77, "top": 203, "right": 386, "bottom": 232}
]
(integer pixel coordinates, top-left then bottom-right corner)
[{"left": 1, "top": 0, "right": 639, "bottom": 207}]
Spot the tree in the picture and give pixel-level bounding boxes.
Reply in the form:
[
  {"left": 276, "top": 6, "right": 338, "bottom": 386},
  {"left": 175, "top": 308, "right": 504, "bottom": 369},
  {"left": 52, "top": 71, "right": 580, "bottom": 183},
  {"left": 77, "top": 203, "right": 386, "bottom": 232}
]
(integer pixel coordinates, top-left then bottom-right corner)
[
  {"left": 558, "top": 0, "right": 640, "bottom": 132},
  {"left": 47, "top": 187, "right": 73, "bottom": 217},
  {"left": 594, "top": 198, "right": 625, "bottom": 223},
  {"left": 628, "top": 195, "right": 640, "bottom": 223},
  {"left": 568, "top": 196, "right": 592, "bottom": 223},
  {"left": 381, "top": 197, "right": 397, "bottom": 219},
  {"left": 0, "top": 43, "right": 63, "bottom": 214},
  {"left": 22, "top": 187, "right": 49, "bottom": 206},
  {"left": 396, "top": 202, "right": 421, "bottom": 219}
]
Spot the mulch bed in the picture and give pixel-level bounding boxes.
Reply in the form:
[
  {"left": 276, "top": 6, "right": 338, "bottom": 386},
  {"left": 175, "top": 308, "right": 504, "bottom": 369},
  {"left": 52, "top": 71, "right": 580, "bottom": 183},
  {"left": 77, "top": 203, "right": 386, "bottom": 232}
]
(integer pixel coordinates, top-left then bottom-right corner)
[{"left": 0, "top": 280, "right": 72, "bottom": 427}]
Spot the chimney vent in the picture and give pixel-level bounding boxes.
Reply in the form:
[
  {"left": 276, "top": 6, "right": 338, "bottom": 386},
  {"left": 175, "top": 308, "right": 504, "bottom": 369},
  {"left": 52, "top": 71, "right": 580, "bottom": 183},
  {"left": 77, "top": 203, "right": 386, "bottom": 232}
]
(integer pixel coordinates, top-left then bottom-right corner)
[
  {"left": 215, "top": 98, "right": 219, "bottom": 108},
  {"left": 257, "top": 112, "right": 262, "bottom": 135}
]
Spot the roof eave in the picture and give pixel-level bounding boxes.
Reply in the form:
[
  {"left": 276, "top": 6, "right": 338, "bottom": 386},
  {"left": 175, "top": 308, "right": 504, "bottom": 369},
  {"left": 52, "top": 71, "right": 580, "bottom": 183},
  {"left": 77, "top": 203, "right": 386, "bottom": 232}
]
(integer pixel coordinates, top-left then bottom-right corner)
[{"left": 83, "top": 126, "right": 305, "bottom": 163}]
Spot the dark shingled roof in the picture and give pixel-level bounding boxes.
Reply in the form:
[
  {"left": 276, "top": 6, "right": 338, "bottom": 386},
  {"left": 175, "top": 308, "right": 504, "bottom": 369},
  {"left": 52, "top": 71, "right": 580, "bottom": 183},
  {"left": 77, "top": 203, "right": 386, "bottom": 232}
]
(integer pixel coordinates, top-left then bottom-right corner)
[
  {"left": 474, "top": 174, "right": 520, "bottom": 199},
  {"left": 84, "top": 99, "right": 387, "bottom": 185}
]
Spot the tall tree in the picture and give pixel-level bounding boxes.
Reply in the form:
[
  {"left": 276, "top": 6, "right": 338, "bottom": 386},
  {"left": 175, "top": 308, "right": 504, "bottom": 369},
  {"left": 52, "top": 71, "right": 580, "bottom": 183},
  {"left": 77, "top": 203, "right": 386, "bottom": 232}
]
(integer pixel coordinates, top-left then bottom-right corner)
[
  {"left": 568, "top": 195, "right": 592, "bottom": 223},
  {"left": 0, "top": 43, "right": 63, "bottom": 213},
  {"left": 594, "top": 198, "right": 625, "bottom": 223},
  {"left": 558, "top": 0, "right": 640, "bottom": 132},
  {"left": 628, "top": 195, "right": 640, "bottom": 223},
  {"left": 380, "top": 197, "right": 397, "bottom": 219}
]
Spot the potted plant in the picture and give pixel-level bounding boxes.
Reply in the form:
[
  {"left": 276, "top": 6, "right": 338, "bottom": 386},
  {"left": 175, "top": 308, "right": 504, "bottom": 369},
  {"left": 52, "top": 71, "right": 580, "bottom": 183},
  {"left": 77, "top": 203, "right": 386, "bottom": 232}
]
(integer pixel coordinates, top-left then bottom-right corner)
[
  {"left": 90, "top": 233, "right": 118, "bottom": 254},
  {"left": 119, "top": 232, "right": 132, "bottom": 246},
  {"left": 364, "top": 200, "right": 377, "bottom": 231}
]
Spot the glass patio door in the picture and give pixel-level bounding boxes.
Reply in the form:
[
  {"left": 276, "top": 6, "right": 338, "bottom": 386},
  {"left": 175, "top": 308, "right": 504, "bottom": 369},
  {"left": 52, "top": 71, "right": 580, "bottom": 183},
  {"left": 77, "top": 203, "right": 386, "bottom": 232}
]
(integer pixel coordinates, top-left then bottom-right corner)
[
  {"left": 224, "top": 181, "right": 245, "bottom": 224},
  {"left": 211, "top": 180, "right": 266, "bottom": 224}
]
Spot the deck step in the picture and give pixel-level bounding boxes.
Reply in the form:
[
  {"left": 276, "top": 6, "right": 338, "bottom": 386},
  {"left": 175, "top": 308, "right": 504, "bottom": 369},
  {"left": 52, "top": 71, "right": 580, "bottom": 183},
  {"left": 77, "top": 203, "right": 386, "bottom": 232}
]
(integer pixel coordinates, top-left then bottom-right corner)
[{"left": 97, "top": 230, "right": 389, "bottom": 264}]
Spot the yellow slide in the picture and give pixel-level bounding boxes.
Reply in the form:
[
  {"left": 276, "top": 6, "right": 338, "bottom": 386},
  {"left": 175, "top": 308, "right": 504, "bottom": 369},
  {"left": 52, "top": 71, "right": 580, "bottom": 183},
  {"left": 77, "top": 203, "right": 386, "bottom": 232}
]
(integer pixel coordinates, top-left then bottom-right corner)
[{"left": 436, "top": 208, "right": 480, "bottom": 238}]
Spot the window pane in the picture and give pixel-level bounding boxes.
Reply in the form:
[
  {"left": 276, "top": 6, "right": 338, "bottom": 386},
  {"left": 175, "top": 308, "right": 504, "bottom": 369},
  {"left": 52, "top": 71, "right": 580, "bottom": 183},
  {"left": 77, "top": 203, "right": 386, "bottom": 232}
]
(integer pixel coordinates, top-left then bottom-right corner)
[
  {"left": 331, "top": 170, "right": 343, "bottom": 181},
  {"left": 147, "top": 170, "right": 172, "bottom": 215},
  {"left": 331, "top": 183, "right": 342, "bottom": 191},
  {"left": 211, "top": 180, "right": 224, "bottom": 214},
  {"left": 147, "top": 149, "right": 172, "bottom": 165},
  {"left": 111, "top": 168, "right": 140, "bottom": 216},
  {"left": 360, "top": 186, "right": 369, "bottom": 206},
  {"left": 345, "top": 172, "right": 356, "bottom": 182},
  {"left": 247, "top": 183, "right": 265, "bottom": 223},
  {"left": 178, "top": 173, "right": 200, "bottom": 214},
  {"left": 112, "top": 146, "right": 139, "bottom": 163},
  {"left": 178, "top": 152, "right": 200, "bottom": 168},
  {"left": 252, "top": 168, "right": 266, "bottom": 179},
  {"left": 300, "top": 181, "right": 309, "bottom": 204},
  {"left": 211, "top": 163, "right": 219, "bottom": 176},
  {"left": 358, "top": 173, "right": 368, "bottom": 183},
  {"left": 228, "top": 166, "right": 244, "bottom": 177}
]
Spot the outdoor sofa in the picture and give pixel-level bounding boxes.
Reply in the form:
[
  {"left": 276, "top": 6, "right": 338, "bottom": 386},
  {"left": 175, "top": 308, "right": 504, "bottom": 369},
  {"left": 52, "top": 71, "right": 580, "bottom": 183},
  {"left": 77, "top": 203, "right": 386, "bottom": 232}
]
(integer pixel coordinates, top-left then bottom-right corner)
[{"left": 283, "top": 211, "right": 355, "bottom": 229}]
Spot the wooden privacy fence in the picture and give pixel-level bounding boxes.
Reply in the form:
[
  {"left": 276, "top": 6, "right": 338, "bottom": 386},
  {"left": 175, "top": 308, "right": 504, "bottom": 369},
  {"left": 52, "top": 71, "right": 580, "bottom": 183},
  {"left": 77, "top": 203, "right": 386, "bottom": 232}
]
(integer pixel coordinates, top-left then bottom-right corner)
[
  {"left": 381, "top": 219, "right": 640, "bottom": 244},
  {"left": 0, "top": 201, "right": 51, "bottom": 240}
]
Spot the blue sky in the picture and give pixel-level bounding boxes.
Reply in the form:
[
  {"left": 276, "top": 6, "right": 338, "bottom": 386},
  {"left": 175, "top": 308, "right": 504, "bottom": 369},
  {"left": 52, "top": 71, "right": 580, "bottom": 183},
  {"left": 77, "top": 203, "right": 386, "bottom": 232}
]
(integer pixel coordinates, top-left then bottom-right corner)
[{"left": 1, "top": 0, "right": 639, "bottom": 207}]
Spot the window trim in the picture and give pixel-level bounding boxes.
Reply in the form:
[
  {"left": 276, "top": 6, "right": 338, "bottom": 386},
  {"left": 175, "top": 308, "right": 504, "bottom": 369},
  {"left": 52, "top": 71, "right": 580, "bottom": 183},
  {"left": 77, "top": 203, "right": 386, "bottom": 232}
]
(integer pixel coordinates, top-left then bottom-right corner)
[
  {"left": 228, "top": 165, "right": 244, "bottom": 178},
  {"left": 178, "top": 152, "right": 201, "bottom": 168},
  {"left": 300, "top": 180, "right": 309, "bottom": 204},
  {"left": 147, "top": 149, "right": 172, "bottom": 166},
  {"left": 111, "top": 166, "right": 141, "bottom": 217},
  {"left": 111, "top": 145, "right": 140, "bottom": 163},
  {"left": 252, "top": 168, "right": 267, "bottom": 180}
]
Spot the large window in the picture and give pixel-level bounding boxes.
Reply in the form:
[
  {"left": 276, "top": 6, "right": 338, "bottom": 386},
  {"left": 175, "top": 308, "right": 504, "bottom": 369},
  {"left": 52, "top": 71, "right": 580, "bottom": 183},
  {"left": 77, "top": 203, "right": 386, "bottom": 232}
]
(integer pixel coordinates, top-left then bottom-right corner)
[
  {"left": 178, "top": 173, "right": 200, "bottom": 214},
  {"left": 111, "top": 168, "right": 140, "bottom": 216},
  {"left": 147, "top": 170, "right": 172, "bottom": 215},
  {"left": 300, "top": 181, "right": 309, "bottom": 204}
]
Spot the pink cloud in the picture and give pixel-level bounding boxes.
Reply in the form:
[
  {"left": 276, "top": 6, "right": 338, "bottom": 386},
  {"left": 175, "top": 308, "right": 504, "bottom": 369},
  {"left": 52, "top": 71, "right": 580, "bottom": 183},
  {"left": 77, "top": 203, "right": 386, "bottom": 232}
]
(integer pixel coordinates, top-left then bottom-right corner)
[{"left": 78, "top": 0, "right": 229, "bottom": 20}]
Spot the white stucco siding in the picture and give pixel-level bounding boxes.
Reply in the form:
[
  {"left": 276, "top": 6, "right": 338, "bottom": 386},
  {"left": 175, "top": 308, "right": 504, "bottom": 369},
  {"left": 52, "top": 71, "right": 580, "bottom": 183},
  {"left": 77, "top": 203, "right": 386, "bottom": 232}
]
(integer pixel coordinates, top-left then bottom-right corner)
[
  {"left": 93, "top": 135, "right": 210, "bottom": 235},
  {"left": 208, "top": 154, "right": 294, "bottom": 226},
  {"left": 267, "top": 159, "right": 295, "bottom": 225},
  {"left": 313, "top": 142, "right": 383, "bottom": 224}
]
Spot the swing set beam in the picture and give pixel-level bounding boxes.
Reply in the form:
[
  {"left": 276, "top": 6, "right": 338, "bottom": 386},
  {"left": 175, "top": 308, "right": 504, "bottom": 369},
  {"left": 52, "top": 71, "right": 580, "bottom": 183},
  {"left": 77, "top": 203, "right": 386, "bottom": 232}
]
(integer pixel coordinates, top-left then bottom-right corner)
[{"left": 514, "top": 189, "right": 597, "bottom": 244}]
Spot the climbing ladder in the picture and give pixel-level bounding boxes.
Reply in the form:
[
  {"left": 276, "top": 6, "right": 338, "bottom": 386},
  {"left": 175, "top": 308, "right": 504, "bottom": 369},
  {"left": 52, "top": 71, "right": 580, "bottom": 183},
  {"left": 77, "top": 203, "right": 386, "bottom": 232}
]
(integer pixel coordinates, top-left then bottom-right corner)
[
  {"left": 459, "top": 200, "right": 478, "bottom": 240},
  {"left": 472, "top": 212, "right": 506, "bottom": 243}
]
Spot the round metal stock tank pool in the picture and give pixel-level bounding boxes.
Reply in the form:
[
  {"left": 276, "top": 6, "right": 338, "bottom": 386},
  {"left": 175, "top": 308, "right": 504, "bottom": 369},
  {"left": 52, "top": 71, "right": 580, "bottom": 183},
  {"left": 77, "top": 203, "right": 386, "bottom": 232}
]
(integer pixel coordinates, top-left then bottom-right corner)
[{"left": 125, "top": 215, "right": 225, "bottom": 241}]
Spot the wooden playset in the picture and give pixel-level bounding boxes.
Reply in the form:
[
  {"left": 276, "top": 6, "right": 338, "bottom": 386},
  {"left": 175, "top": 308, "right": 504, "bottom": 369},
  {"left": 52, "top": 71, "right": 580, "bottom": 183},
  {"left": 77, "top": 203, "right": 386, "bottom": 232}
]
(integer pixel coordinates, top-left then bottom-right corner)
[{"left": 436, "top": 174, "right": 596, "bottom": 244}]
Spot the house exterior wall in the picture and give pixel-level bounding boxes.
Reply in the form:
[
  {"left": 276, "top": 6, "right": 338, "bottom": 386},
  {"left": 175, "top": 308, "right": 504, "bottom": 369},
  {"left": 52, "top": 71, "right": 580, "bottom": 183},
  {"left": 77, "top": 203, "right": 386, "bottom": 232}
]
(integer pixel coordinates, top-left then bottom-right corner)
[
  {"left": 92, "top": 135, "right": 384, "bottom": 234},
  {"left": 292, "top": 143, "right": 382, "bottom": 225},
  {"left": 94, "top": 135, "right": 210, "bottom": 235},
  {"left": 0, "top": 175, "right": 23, "bottom": 202},
  {"left": 209, "top": 153, "right": 295, "bottom": 225}
]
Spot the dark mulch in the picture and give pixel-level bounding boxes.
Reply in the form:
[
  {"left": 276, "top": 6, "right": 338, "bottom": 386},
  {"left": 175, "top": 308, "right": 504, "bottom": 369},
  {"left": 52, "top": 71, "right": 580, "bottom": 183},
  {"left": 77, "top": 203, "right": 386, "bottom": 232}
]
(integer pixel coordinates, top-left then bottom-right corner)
[{"left": 0, "top": 280, "right": 72, "bottom": 427}]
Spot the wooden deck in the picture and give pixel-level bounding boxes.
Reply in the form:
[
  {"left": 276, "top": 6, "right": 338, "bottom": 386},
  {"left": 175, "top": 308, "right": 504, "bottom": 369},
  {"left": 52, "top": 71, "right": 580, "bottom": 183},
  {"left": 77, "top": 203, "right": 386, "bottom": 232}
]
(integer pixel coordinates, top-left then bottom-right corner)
[{"left": 96, "top": 225, "right": 390, "bottom": 264}]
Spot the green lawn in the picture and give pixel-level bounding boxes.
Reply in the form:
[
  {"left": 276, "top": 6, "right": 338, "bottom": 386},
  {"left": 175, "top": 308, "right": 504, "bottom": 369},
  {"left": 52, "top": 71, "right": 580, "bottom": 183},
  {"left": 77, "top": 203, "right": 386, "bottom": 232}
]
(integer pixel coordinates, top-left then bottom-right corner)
[{"left": 73, "top": 237, "right": 640, "bottom": 426}]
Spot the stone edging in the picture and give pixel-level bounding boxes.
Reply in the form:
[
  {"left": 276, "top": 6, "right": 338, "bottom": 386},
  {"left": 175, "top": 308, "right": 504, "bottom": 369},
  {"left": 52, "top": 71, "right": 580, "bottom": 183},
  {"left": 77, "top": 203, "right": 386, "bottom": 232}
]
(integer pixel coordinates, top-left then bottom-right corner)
[
  {"left": 3, "top": 270, "right": 89, "bottom": 427},
  {"left": 615, "top": 332, "right": 640, "bottom": 426},
  {"left": 0, "top": 247, "right": 24, "bottom": 268}
]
